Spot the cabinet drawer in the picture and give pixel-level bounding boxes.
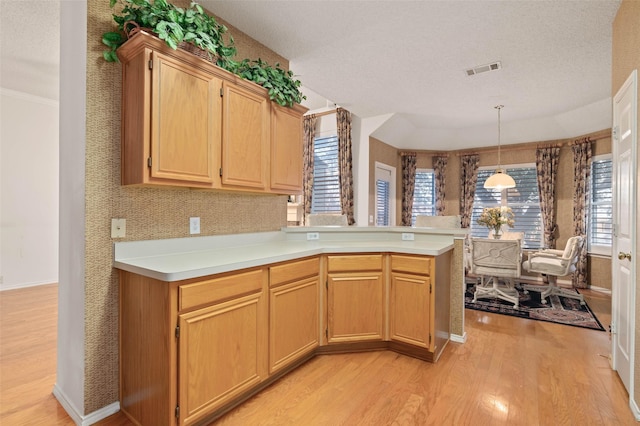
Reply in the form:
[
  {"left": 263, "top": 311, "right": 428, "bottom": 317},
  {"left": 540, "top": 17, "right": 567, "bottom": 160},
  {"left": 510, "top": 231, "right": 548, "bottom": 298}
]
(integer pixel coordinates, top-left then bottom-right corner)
[
  {"left": 270, "top": 257, "right": 319, "bottom": 287},
  {"left": 179, "top": 269, "right": 264, "bottom": 311},
  {"left": 391, "top": 255, "right": 432, "bottom": 276},
  {"left": 327, "top": 254, "right": 383, "bottom": 272}
]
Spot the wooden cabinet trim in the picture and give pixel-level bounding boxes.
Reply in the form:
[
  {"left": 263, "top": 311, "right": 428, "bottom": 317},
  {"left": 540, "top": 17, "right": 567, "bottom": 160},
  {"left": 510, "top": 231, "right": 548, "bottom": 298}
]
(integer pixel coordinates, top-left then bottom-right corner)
[
  {"left": 269, "top": 257, "right": 320, "bottom": 287},
  {"left": 179, "top": 269, "right": 263, "bottom": 311},
  {"left": 327, "top": 254, "right": 383, "bottom": 272},
  {"left": 390, "top": 254, "right": 433, "bottom": 276}
]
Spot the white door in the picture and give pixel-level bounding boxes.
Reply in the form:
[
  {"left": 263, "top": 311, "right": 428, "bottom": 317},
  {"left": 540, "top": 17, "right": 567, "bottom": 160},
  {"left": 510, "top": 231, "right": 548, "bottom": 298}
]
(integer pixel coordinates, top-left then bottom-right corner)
[{"left": 612, "top": 69, "right": 637, "bottom": 396}]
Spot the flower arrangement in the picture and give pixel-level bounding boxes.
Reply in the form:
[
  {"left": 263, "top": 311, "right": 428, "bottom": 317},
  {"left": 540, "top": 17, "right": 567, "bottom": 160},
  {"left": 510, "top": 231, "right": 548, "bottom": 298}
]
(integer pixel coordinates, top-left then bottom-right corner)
[{"left": 476, "top": 206, "right": 515, "bottom": 236}]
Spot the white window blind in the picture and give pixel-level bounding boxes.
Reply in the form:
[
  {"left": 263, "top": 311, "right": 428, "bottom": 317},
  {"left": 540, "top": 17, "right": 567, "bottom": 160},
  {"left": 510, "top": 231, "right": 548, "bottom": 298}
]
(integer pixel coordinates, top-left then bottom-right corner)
[
  {"left": 411, "top": 169, "right": 435, "bottom": 225},
  {"left": 589, "top": 156, "right": 613, "bottom": 255},
  {"left": 311, "top": 136, "right": 341, "bottom": 213},
  {"left": 376, "top": 179, "right": 390, "bottom": 226},
  {"left": 471, "top": 166, "right": 543, "bottom": 249}
]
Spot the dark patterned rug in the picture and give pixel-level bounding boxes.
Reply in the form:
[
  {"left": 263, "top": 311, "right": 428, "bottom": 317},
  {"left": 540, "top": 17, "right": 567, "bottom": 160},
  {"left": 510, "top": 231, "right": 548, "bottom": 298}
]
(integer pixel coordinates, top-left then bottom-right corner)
[{"left": 465, "top": 281, "right": 605, "bottom": 331}]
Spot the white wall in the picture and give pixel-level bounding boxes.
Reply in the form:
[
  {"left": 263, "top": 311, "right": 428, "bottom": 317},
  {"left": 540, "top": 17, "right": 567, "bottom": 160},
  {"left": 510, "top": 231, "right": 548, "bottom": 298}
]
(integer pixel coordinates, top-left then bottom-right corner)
[
  {"left": 53, "top": 1, "right": 87, "bottom": 422},
  {"left": 0, "top": 89, "right": 59, "bottom": 290}
]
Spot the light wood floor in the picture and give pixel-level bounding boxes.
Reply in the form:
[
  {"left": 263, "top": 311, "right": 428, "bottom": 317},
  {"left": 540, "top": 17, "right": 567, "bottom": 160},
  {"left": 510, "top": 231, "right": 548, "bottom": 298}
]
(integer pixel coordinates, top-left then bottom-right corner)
[{"left": 0, "top": 284, "right": 634, "bottom": 425}]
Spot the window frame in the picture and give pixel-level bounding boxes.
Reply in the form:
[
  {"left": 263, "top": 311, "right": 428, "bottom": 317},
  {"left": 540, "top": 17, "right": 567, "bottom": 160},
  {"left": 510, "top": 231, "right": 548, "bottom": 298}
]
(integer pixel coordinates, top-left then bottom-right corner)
[
  {"left": 411, "top": 168, "right": 436, "bottom": 226},
  {"left": 588, "top": 154, "right": 613, "bottom": 256},
  {"left": 471, "top": 163, "right": 543, "bottom": 250},
  {"left": 310, "top": 135, "right": 341, "bottom": 214}
]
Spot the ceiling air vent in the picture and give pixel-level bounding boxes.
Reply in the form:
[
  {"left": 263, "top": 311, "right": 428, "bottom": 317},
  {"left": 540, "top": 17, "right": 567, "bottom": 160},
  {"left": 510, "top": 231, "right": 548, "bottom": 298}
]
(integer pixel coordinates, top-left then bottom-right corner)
[{"left": 465, "top": 61, "right": 502, "bottom": 76}]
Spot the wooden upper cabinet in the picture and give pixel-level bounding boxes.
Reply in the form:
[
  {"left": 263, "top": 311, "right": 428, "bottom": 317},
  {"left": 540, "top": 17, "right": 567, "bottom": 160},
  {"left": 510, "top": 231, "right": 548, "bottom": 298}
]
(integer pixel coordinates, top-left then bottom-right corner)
[
  {"left": 117, "top": 32, "right": 307, "bottom": 193},
  {"left": 270, "top": 103, "right": 307, "bottom": 194},
  {"left": 220, "top": 82, "right": 269, "bottom": 190},
  {"left": 119, "top": 38, "right": 221, "bottom": 188},
  {"left": 150, "top": 51, "right": 221, "bottom": 185}
]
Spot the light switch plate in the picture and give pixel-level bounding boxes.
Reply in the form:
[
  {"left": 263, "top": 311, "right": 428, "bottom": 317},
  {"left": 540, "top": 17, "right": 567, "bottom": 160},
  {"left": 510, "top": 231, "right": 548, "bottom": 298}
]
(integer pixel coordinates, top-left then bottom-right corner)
[
  {"left": 190, "top": 217, "right": 201, "bottom": 234},
  {"left": 401, "top": 232, "right": 415, "bottom": 241},
  {"left": 111, "top": 218, "right": 126, "bottom": 238},
  {"left": 306, "top": 232, "right": 320, "bottom": 240}
]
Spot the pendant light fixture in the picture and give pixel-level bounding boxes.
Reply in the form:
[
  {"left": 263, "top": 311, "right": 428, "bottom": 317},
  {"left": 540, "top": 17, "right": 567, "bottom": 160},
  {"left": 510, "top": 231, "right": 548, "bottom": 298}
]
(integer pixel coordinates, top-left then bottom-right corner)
[{"left": 484, "top": 105, "right": 516, "bottom": 190}]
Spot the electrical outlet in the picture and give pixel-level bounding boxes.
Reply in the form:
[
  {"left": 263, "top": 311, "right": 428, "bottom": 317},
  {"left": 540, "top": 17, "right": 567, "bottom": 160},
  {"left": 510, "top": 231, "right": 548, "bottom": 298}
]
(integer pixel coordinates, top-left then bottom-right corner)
[
  {"left": 190, "top": 217, "right": 200, "bottom": 234},
  {"left": 306, "top": 232, "right": 320, "bottom": 241},
  {"left": 401, "top": 232, "right": 415, "bottom": 241},
  {"left": 111, "top": 218, "right": 126, "bottom": 238}
]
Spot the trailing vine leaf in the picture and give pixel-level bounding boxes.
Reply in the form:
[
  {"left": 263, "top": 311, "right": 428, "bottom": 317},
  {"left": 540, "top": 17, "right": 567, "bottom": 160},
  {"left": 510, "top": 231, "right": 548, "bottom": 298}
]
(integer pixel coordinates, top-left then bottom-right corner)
[{"left": 102, "top": 0, "right": 304, "bottom": 107}]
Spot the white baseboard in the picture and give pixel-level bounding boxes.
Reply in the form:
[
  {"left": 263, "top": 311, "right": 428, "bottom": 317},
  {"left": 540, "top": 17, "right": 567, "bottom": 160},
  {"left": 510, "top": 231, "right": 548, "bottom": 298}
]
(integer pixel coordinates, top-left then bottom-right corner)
[
  {"left": 450, "top": 332, "right": 467, "bottom": 343},
  {"left": 630, "top": 396, "right": 640, "bottom": 421},
  {"left": 589, "top": 285, "right": 612, "bottom": 295},
  {"left": 0, "top": 280, "right": 57, "bottom": 291},
  {"left": 53, "top": 384, "right": 83, "bottom": 424},
  {"left": 82, "top": 402, "right": 120, "bottom": 425},
  {"left": 53, "top": 384, "right": 120, "bottom": 426}
]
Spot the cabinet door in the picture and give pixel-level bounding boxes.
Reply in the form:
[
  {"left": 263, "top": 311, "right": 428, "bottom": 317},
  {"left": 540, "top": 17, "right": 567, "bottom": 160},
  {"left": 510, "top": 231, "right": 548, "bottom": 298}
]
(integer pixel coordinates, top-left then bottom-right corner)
[
  {"left": 327, "top": 272, "right": 384, "bottom": 343},
  {"left": 150, "top": 51, "right": 221, "bottom": 185},
  {"left": 178, "top": 291, "right": 267, "bottom": 425},
  {"left": 269, "top": 276, "right": 319, "bottom": 373},
  {"left": 270, "top": 104, "right": 305, "bottom": 194},
  {"left": 389, "top": 273, "right": 431, "bottom": 349},
  {"left": 221, "top": 82, "right": 269, "bottom": 190}
]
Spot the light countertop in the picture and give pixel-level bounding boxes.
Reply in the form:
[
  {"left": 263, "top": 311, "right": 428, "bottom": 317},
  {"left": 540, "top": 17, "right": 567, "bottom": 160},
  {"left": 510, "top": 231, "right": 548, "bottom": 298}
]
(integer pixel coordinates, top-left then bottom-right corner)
[{"left": 114, "top": 227, "right": 465, "bottom": 282}]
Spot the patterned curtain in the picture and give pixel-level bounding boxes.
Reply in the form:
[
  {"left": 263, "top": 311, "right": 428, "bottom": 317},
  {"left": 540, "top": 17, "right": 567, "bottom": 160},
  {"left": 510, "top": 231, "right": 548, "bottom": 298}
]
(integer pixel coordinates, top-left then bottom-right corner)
[
  {"left": 433, "top": 156, "right": 448, "bottom": 215},
  {"left": 572, "top": 139, "right": 592, "bottom": 288},
  {"left": 535, "top": 146, "right": 560, "bottom": 248},
  {"left": 336, "top": 108, "right": 355, "bottom": 225},
  {"left": 302, "top": 114, "right": 317, "bottom": 225},
  {"left": 459, "top": 155, "right": 480, "bottom": 228},
  {"left": 401, "top": 153, "right": 417, "bottom": 226}
]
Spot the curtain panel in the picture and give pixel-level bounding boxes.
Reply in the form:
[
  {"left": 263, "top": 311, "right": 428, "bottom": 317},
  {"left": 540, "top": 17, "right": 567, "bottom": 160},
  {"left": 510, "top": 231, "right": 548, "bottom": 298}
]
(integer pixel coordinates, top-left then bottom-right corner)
[
  {"left": 535, "top": 146, "right": 561, "bottom": 248},
  {"left": 433, "top": 156, "right": 448, "bottom": 216},
  {"left": 336, "top": 108, "right": 355, "bottom": 225},
  {"left": 401, "top": 153, "right": 417, "bottom": 226},
  {"left": 459, "top": 154, "right": 480, "bottom": 228},
  {"left": 571, "top": 140, "right": 592, "bottom": 288},
  {"left": 302, "top": 114, "right": 317, "bottom": 225}
]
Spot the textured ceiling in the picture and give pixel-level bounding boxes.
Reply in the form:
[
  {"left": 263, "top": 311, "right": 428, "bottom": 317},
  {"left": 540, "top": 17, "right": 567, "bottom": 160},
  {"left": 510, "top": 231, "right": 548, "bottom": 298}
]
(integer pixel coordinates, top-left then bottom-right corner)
[{"left": 0, "top": 0, "right": 621, "bottom": 150}]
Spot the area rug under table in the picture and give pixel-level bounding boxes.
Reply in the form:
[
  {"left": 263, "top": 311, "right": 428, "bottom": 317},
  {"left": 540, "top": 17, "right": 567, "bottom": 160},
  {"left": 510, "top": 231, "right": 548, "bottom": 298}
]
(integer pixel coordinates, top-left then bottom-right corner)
[{"left": 464, "top": 281, "right": 605, "bottom": 331}]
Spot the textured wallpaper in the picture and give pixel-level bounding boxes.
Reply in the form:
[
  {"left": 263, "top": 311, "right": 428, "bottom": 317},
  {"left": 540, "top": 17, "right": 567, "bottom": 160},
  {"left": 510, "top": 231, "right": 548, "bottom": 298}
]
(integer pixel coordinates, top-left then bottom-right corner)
[{"left": 85, "top": 0, "right": 289, "bottom": 412}]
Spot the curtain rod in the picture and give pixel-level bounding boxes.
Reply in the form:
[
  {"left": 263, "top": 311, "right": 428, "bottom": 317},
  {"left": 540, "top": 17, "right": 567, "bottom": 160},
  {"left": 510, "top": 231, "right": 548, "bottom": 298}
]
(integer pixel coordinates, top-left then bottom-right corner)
[
  {"left": 399, "top": 151, "right": 449, "bottom": 157},
  {"left": 305, "top": 108, "right": 337, "bottom": 118},
  {"left": 455, "top": 130, "right": 610, "bottom": 156}
]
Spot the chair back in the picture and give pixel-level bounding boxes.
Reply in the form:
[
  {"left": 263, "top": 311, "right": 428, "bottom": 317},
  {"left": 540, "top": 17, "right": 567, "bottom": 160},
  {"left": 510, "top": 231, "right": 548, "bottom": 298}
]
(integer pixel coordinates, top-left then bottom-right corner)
[
  {"left": 471, "top": 238, "right": 521, "bottom": 278},
  {"left": 307, "top": 214, "right": 348, "bottom": 226},
  {"left": 488, "top": 231, "right": 524, "bottom": 241},
  {"left": 415, "top": 215, "right": 461, "bottom": 228},
  {"left": 523, "top": 235, "right": 584, "bottom": 276},
  {"left": 562, "top": 236, "right": 584, "bottom": 262}
]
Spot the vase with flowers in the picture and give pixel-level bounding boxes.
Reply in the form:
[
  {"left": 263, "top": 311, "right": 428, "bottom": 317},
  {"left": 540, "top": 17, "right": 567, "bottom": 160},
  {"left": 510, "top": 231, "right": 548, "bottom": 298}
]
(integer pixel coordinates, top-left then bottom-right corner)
[{"left": 476, "top": 206, "right": 515, "bottom": 239}]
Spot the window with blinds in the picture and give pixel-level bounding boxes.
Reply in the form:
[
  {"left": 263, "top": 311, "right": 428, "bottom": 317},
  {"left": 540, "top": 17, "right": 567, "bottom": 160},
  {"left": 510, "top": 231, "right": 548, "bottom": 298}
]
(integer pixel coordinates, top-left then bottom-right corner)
[
  {"left": 471, "top": 166, "right": 543, "bottom": 249},
  {"left": 311, "top": 136, "right": 341, "bottom": 213},
  {"left": 589, "top": 156, "right": 613, "bottom": 255},
  {"left": 411, "top": 169, "right": 435, "bottom": 225},
  {"left": 376, "top": 179, "right": 390, "bottom": 226}
]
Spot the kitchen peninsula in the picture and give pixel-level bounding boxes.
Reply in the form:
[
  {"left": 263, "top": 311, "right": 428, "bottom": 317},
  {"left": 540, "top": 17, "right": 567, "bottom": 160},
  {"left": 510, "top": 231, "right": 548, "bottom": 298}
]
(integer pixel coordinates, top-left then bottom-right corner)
[{"left": 114, "top": 226, "right": 466, "bottom": 426}]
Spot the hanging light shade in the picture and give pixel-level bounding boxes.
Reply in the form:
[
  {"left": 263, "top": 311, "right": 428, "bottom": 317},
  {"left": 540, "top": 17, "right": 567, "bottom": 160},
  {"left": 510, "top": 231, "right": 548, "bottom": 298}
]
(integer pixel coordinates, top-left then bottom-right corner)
[{"left": 484, "top": 105, "right": 516, "bottom": 190}]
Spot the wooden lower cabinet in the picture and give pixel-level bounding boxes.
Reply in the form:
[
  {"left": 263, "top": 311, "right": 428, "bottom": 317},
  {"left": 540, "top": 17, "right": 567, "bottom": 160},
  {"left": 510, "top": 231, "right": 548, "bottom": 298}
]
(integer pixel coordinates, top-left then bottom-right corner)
[
  {"left": 119, "top": 252, "right": 450, "bottom": 425},
  {"left": 269, "top": 258, "right": 320, "bottom": 373},
  {"left": 178, "top": 291, "right": 267, "bottom": 425},
  {"left": 390, "top": 254, "right": 434, "bottom": 350},
  {"left": 326, "top": 254, "right": 385, "bottom": 343},
  {"left": 119, "top": 268, "right": 268, "bottom": 426},
  {"left": 389, "top": 253, "right": 451, "bottom": 361}
]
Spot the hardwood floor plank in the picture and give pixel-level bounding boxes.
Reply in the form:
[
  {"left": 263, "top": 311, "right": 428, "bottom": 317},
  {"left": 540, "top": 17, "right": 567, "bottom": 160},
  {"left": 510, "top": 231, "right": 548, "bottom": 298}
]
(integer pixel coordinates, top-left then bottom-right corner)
[{"left": 1, "top": 285, "right": 634, "bottom": 426}]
